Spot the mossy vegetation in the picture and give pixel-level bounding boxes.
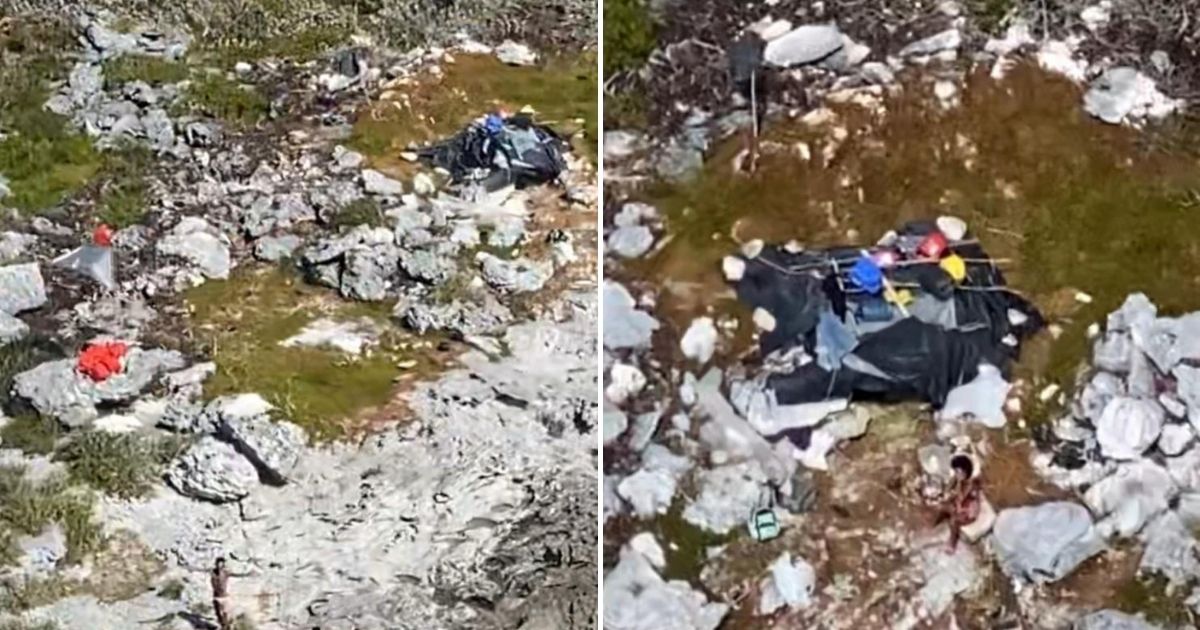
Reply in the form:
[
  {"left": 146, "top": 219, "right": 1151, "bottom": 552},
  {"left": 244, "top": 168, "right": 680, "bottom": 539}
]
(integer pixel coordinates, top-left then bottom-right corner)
[
  {"left": 0, "top": 466, "right": 101, "bottom": 569},
  {"left": 330, "top": 198, "right": 384, "bottom": 230},
  {"left": 0, "top": 415, "right": 60, "bottom": 456},
  {"left": 184, "top": 266, "right": 443, "bottom": 441},
  {"left": 635, "top": 64, "right": 1200, "bottom": 414},
  {"left": 157, "top": 579, "right": 184, "bottom": 600},
  {"left": 0, "top": 339, "right": 47, "bottom": 410},
  {"left": 199, "top": 24, "right": 348, "bottom": 68},
  {"left": 1113, "top": 574, "right": 1193, "bottom": 627},
  {"left": 603, "top": 0, "right": 657, "bottom": 78},
  {"left": 350, "top": 53, "right": 598, "bottom": 167},
  {"left": 102, "top": 55, "right": 189, "bottom": 86},
  {"left": 650, "top": 500, "right": 737, "bottom": 582},
  {"left": 177, "top": 73, "right": 269, "bottom": 128},
  {"left": 54, "top": 432, "right": 189, "bottom": 500},
  {"left": 95, "top": 143, "right": 154, "bottom": 228},
  {"left": 0, "top": 18, "right": 102, "bottom": 213}
]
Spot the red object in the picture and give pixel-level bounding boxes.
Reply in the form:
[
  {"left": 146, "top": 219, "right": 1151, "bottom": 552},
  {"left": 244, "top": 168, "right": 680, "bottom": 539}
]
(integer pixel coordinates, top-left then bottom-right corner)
[
  {"left": 77, "top": 342, "right": 128, "bottom": 381},
  {"left": 918, "top": 231, "right": 949, "bottom": 259},
  {"left": 92, "top": 224, "right": 113, "bottom": 247}
]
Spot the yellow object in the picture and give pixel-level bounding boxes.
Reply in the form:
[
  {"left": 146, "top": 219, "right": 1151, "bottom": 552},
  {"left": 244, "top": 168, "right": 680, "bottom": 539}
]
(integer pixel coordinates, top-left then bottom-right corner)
[
  {"left": 940, "top": 254, "right": 967, "bottom": 282},
  {"left": 887, "top": 288, "right": 914, "bottom": 306}
]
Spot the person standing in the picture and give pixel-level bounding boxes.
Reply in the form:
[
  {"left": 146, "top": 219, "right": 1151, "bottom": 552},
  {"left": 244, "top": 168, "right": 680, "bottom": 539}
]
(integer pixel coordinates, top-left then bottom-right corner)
[{"left": 211, "top": 557, "right": 232, "bottom": 630}]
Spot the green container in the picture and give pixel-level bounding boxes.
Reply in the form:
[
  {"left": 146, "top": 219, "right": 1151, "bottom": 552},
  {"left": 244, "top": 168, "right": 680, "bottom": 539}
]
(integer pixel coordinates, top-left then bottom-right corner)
[{"left": 747, "top": 508, "right": 780, "bottom": 542}]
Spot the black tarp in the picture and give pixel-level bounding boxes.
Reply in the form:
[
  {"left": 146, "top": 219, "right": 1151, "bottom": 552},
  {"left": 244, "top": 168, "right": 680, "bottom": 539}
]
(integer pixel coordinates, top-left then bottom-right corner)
[
  {"left": 732, "top": 220, "right": 1044, "bottom": 407},
  {"left": 417, "top": 113, "right": 569, "bottom": 190}
]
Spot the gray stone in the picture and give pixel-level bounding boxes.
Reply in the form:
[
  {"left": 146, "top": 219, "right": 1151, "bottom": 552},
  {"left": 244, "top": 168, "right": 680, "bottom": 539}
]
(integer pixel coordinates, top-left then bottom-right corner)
[
  {"left": 1078, "top": 371, "right": 1124, "bottom": 422},
  {"left": 614, "top": 202, "right": 658, "bottom": 228},
  {"left": 1158, "top": 423, "right": 1194, "bottom": 456},
  {"left": 603, "top": 405, "right": 628, "bottom": 445},
  {"left": 603, "top": 281, "right": 660, "bottom": 350},
  {"left": 992, "top": 501, "right": 1105, "bottom": 583},
  {"left": 604, "top": 131, "right": 646, "bottom": 161},
  {"left": 396, "top": 294, "right": 513, "bottom": 336},
  {"left": 779, "top": 468, "right": 818, "bottom": 513},
  {"left": 680, "top": 317, "right": 718, "bottom": 364},
  {"left": 487, "top": 217, "right": 526, "bottom": 249},
  {"left": 1174, "top": 364, "right": 1200, "bottom": 436},
  {"left": 617, "top": 444, "right": 692, "bottom": 518},
  {"left": 165, "top": 436, "right": 259, "bottom": 503},
  {"left": 361, "top": 169, "right": 405, "bottom": 196},
  {"left": 607, "top": 225, "right": 655, "bottom": 258},
  {"left": 15, "top": 523, "right": 66, "bottom": 577},
  {"left": 0, "top": 231, "right": 36, "bottom": 263},
  {"left": 604, "top": 545, "right": 728, "bottom": 630},
  {"left": 627, "top": 408, "right": 661, "bottom": 452},
  {"left": 0, "top": 311, "right": 30, "bottom": 345},
  {"left": 399, "top": 249, "right": 454, "bottom": 285},
  {"left": 13, "top": 349, "right": 187, "bottom": 425},
  {"left": 332, "top": 145, "right": 364, "bottom": 171},
  {"left": 1073, "top": 610, "right": 1163, "bottom": 630},
  {"left": 254, "top": 234, "right": 302, "bottom": 262},
  {"left": 655, "top": 138, "right": 704, "bottom": 183},
  {"left": 1084, "top": 459, "right": 1176, "bottom": 538},
  {"left": 123, "top": 80, "right": 158, "bottom": 106},
  {"left": 1139, "top": 511, "right": 1200, "bottom": 585},
  {"left": 184, "top": 121, "right": 220, "bottom": 147},
  {"left": 218, "top": 414, "right": 307, "bottom": 485},
  {"left": 897, "top": 28, "right": 962, "bottom": 57},
  {"left": 758, "top": 552, "right": 816, "bottom": 614},
  {"left": 156, "top": 219, "right": 231, "bottom": 279},
  {"left": 683, "top": 461, "right": 771, "bottom": 534},
  {"left": 1093, "top": 332, "right": 1132, "bottom": 373},
  {"left": 1107, "top": 293, "right": 1157, "bottom": 331},
  {"left": 67, "top": 62, "right": 103, "bottom": 107},
  {"left": 341, "top": 245, "right": 397, "bottom": 300},
  {"left": 763, "top": 25, "right": 844, "bottom": 67},
  {"left": 141, "top": 108, "right": 175, "bottom": 151},
  {"left": 477, "top": 253, "right": 552, "bottom": 293},
  {"left": 1084, "top": 67, "right": 1153, "bottom": 124},
  {"left": 495, "top": 40, "right": 538, "bottom": 66},
  {"left": 0, "top": 263, "right": 48, "bottom": 315},
  {"left": 1095, "top": 397, "right": 1163, "bottom": 460}
]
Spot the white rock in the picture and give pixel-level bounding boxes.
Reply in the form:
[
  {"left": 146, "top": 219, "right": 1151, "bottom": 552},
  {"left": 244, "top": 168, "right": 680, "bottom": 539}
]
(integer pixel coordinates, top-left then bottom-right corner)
[
  {"left": 938, "top": 364, "right": 1010, "bottom": 428},
  {"left": 680, "top": 317, "right": 719, "bottom": 364},
  {"left": 604, "top": 545, "right": 728, "bottom": 630},
  {"left": 898, "top": 29, "right": 961, "bottom": 57},
  {"left": 992, "top": 501, "right": 1105, "bottom": 583},
  {"left": 629, "top": 532, "right": 666, "bottom": 569},
  {"left": 279, "top": 317, "right": 380, "bottom": 355},
  {"left": 495, "top": 40, "right": 537, "bottom": 66},
  {"left": 722, "top": 256, "right": 746, "bottom": 281},
  {"left": 607, "top": 363, "right": 647, "bottom": 405},
  {"left": 1158, "top": 423, "right": 1195, "bottom": 456},
  {"left": 1084, "top": 459, "right": 1176, "bottom": 538},
  {"left": 753, "top": 308, "right": 777, "bottom": 333},
  {"left": 361, "top": 169, "right": 405, "bottom": 196},
  {"left": 757, "top": 552, "right": 815, "bottom": 615},
  {"left": 763, "top": 25, "right": 844, "bottom": 67},
  {"left": 1080, "top": 3, "right": 1111, "bottom": 31},
  {"left": 936, "top": 215, "right": 967, "bottom": 241},
  {"left": 1096, "top": 397, "right": 1164, "bottom": 460}
]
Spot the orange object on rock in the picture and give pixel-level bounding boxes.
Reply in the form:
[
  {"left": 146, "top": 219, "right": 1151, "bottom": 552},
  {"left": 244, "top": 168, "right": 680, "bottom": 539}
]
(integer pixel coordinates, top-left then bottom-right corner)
[
  {"left": 78, "top": 342, "right": 128, "bottom": 381},
  {"left": 92, "top": 224, "right": 114, "bottom": 247}
]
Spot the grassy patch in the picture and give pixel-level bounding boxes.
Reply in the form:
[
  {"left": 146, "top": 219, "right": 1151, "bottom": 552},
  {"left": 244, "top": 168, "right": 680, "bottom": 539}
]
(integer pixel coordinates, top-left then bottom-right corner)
[
  {"left": 603, "top": 0, "right": 657, "bottom": 78},
  {"left": 1113, "top": 574, "right": 1193, "bottom": 627},
  {"left": 0, "top": 466, "right": 101, "bottom": 568},
  {"left": 54, "top": 432, "right": 189, "bottom": 500},
  {"left": 330, "top": 197, "right": 384, "bottom": 230},
  {"left": 350, "top": 53, "right": 598, "bottom": 167},
  {"left": 967, "top": 0, "right": 1017, "bottom": 34},
  {"left": 636, "top": 64, "right": 1200, "bottom": 411},
  {"left": 0, "top": 415, "right": 60, "bottom": 455},
  {"left": 650, "top": 500, "right": 737, "bottom": 582},
  {"left": 0, "top": 575, "right": 75, "bottom": 613},
  {"left": 0, "top": 17, "right": 103, "bottom": 212},
  {"left": 177, "top": 73, "right": 269, "bottom": 128},
  {"left": 103, "top": 55, "right": 189, "bottom": 86},
  {"left": 185, "top": 266, "right": 444, "bottom": 441},
  {"left": 199, "top": 24, "right": 348, "bottom": 68},
  {"left": 96, "top": 144, "right": 154, "bottom": 228},
  {"left": 0, "top": 339, "right": 45, "bottom": 411}
]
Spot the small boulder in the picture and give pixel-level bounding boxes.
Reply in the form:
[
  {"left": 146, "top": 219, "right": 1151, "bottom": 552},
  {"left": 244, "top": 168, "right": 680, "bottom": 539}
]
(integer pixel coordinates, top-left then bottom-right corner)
[
  {"left": 165, "top": 437, "right": 259, "bottom": 503},
  {"left": 217, "top": 413, "right": 307, "bottom": 486},
  {"left": 0, "top": 263, "right": 48, "bottom": 315},
  {"left": 361, "top": 169, "right": 405, "bottom": 196}
]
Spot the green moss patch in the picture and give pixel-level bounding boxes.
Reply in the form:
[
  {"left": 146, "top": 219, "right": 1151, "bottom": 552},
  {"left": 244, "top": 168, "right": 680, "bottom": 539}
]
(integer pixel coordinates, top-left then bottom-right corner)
[
  {"left": 0, "top": 466, "right": 101, "bottom": 569},
  {"left": 1113, "top": 574, "right": 1193, "bottom": 627},
  {"left": 350, "top": 53, "right": 598, "bottom": 168},
  {"left": 177, "top": 73, "right": 269, "bottom": 128},
  {"left": 0, "top": 415, "right": 60, "bottom": 456},
  {"left": 54, "top": 432, "right": 189, "bottom": 500},
  {"left": 102, "top": 55, "right": 189, "bottom": 86},
  {"left": 0, "top": 18, "right": 103, "bottom": 213},
  {"left": 636, "top": 64, "right": 1200, "bottom": 413},
  {"left": 185, "top": 266, "right": 444, "bottom": 441},
  {"left": 603, "top": 0, "right": 657, "bottom": 78}
]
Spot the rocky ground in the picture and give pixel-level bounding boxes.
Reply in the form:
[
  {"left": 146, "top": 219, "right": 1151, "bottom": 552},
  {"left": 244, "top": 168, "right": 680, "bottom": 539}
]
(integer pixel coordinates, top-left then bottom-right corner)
[
  {"left": 0, "top": 6, "right": 596, "bottom": 630},
  {"left": 604, "top": 1, "right": 1200, "bottom": 629}
]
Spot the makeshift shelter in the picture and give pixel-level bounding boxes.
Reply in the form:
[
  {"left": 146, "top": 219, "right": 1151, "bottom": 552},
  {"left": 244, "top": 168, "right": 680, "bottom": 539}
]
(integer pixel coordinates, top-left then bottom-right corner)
[
  {"left": 730, "top": 219, "right": 1043, "bottom": 409},
  {"left": 53, "top": 224, "right": 116, "bottom": 290},
  {"left": 417, "top": 112, "right": 569, "bottom": 191}
]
